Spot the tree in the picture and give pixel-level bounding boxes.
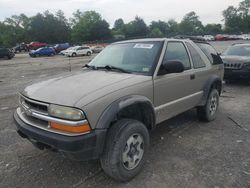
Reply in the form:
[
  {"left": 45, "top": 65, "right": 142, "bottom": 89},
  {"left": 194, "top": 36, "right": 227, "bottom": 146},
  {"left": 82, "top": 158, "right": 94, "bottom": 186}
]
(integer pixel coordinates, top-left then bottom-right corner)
[
  {"left": 223, "top": 0, "right": 250, "bottom": 33},
  {"left": 204, "top": 24, "right": 222, "bottom": 35},
  {"left": 149, "top": 20, "right": 169, "bottom": 36},
  {"left": 0, "top": 22, "right": 23, "bottom": 47},
  {"left": 28, "top": 10, "right": 70, "bottom": 43},
  {"left": 149, "top": 28, "right": 164, "bottom": 38},
  {"left": 71, "top": 10, "right": 111, "bottom": 42},
  {"left": 167, "top": 19, "right": 179, "bottom": 36},
  {"left": 124, "top": 16, "right": 148, "bottom": 38},
  {"left": 179, "top": 11, "right": 204, "bottom": 35},
  {"left": 113, "top": 18, "right": 125, "bottom": 31}
]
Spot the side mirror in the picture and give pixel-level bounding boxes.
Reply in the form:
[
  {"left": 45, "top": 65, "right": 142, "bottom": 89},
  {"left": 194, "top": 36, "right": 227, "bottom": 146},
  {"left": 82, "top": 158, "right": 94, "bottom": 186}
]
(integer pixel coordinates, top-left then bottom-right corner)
[{"left": 159, "top": 60, "right": 185, "bottom": 75}]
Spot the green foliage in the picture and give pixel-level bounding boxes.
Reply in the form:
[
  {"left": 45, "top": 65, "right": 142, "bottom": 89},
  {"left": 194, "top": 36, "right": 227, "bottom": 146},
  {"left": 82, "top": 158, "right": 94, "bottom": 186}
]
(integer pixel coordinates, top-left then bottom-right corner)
[
  {"left": 179, "top": 11, "right": 204, "bottom": 35},
  {"left": 223, "top": 0, "right": 250, "bottom": 33},
  {"left": 1, "top": 1, "right": 250, "bottom": 48},
  {"left": 149, "top": 21, "right": 169, "bottom": 37},
  {"left": 149, "top": 28, "right": 164, "bottom": 38},
  {"left": 123, "top": 16, "right": 148, "bottom": 38},
  {"left": 71, "top": 10, "right": 111, "bottom": 42},
  {"left": 113, "top": 18, "right": 125, "bottom": 31},
  {"left": 28, "top": 10, "right": 71, "bottom": 43},
  {"left": 204, "top": 24, "right": 222, "bottom": 35}
]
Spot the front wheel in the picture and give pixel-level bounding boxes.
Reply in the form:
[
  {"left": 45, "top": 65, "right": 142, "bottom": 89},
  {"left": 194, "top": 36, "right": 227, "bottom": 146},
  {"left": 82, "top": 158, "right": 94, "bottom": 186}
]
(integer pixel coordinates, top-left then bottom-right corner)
[
  {"left": 87, "top": 51, "right": 91, "bottom": 56},
  {"left": 197, "top": 89, "right": 219, "bottom": 121},
  {"left": 100, "top": 119, "right": 149, "bottom": 182}
]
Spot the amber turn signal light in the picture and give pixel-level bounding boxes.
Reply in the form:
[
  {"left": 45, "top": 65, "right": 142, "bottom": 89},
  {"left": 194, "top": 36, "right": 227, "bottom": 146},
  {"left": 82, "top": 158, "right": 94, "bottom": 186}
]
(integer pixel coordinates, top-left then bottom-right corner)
[{"left": 50, "top": 122, "right": 91, "bottom": 134}]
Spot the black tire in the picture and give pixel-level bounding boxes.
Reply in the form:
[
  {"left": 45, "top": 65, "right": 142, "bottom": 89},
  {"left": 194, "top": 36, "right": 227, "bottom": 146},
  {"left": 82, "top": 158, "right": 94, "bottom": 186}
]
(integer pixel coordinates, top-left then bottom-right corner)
[
  {"left": 100, "top": 119, "right": 149, "bottom": 182},
  {"left": 87, "top": 51, "right": 91, "bottom": 56},
  {"left": 72, "top": 53, "right": 76, "bottom": 57},
  {"left": 197, "top": 89, "right": 219, "bottom": 121}
]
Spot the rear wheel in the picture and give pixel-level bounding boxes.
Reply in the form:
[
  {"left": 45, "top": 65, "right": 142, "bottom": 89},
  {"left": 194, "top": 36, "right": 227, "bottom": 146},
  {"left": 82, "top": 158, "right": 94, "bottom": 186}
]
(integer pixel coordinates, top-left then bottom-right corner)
[
  {"left": 197, "top": 89, "right": 219, "bottom": 121},
  {"left": 87, "top": 51, "right": 91, "bottom": 56},
  {"left": 72, "top": 53, "right": 76, "bottom": 57},
  {"left": 101, "top": 119, "right": 149, "bottom": 182}
]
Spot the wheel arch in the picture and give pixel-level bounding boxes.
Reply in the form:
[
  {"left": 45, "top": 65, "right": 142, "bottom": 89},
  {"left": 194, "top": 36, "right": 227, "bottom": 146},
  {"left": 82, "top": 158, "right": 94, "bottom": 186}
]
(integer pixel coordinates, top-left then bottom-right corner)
[
  {"left": 95, "top": 95, "right": 156, "bottom": 130},
  {"left": 199, "top": 75, "right": 222, "bottom": 106}
]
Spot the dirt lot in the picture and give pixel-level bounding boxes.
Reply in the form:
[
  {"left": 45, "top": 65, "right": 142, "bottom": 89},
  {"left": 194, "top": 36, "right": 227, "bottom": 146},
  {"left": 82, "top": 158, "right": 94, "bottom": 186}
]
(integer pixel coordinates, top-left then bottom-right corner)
[{"left": 0, "top": 41, "right": 250, "bottom": 188}]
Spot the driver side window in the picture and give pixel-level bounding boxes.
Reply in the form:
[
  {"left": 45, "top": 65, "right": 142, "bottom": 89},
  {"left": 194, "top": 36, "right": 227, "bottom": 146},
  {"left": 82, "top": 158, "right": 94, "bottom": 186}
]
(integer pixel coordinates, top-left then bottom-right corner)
[{"left": 163, "top": 42, "right": 191, "bottom": 70}]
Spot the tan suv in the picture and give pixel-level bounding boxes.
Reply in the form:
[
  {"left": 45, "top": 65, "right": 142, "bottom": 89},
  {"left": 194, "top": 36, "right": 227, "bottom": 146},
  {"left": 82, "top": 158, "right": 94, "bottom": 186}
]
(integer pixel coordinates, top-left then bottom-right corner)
[{"left": 14, "top": 38, "right": 224, "bottom": 182}]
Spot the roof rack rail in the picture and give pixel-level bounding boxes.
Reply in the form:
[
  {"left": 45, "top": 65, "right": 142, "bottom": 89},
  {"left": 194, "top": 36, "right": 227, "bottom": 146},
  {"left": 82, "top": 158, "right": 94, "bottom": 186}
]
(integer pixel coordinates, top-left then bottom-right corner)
[
  {"left": 173, "top": 35, "right": 206, "bottom": 42},
  {"left": 232, "top": 43, "right": 244, "bottom": 46}
]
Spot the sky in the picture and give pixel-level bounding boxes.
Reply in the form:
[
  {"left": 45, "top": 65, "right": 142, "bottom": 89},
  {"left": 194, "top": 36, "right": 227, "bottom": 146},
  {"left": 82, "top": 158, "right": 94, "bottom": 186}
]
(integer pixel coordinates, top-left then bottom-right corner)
[{"left": 0, "top": 0, "right": 243, "bottom": 27}]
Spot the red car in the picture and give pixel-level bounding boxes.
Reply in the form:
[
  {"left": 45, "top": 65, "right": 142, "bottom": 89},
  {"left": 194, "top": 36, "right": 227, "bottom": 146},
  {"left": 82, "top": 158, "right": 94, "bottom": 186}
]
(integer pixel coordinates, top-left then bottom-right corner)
[
  {"left": 27, "top": 42, "right": 47, "bottom": 50},
  {"left": 215, "top": 34, "right": 230, "bottom": 41}
]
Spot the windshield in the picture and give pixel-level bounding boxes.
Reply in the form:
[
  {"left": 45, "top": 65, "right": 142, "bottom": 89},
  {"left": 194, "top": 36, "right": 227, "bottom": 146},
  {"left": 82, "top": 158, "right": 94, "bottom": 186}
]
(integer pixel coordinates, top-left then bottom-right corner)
[
  {"left": 223, "top": 45, "right": 250, "bottom": 56},
  {"left": 89, "top": 41, "right": 163, "bottom": 75}
]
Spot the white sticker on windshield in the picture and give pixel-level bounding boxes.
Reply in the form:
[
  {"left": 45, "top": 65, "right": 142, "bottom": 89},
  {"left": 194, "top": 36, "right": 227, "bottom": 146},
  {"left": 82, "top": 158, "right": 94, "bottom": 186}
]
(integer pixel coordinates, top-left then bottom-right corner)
[{"left": 134, "top": 44, "right": 154, "bottom": 49}]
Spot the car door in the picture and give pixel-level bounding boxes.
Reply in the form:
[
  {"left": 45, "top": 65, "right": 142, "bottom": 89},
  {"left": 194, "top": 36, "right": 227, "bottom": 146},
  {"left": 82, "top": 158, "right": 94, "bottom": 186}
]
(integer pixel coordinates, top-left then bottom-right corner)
[
  {"left": 40, "top": 48, "right": 47, "bottom": 55},
  {"left": 82, "top": 47, "right": 89, "bottom": 55},
  {"left": 153, "top": 41, "right": 202, "bottom": 124},
  {"left": 185, "top": 42, "right": 215, "bottom": 94},
  {"left": 77, "top": 47, "right": 84, "bottom": 55}
]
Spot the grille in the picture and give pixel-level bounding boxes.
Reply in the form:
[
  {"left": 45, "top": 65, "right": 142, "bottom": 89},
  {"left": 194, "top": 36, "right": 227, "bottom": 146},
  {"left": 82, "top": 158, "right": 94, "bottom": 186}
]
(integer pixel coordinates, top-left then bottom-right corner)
[
  {"left": 224, "top": 63, "right": 242, "bottom": 70},
  {"left": 20, "top": 95, "right": 48, "bottom": 115},
  {"left": 21, "top": 111, "right": 49, "bottom": 127},
  {"left": 19, "top": 95, "right": 49, "bottom": 127}
]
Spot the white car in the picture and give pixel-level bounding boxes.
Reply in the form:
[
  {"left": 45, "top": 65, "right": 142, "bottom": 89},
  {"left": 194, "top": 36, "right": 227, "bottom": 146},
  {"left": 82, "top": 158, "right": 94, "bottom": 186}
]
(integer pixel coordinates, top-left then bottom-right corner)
[
  {"left": 64, "top": 46, "right": 92, "bottom": 57},
  {"left": 204, "top": 35, "right": 215, "bottom": 41},
  {"left": 242, "top": 34, "right": 250, "bottom": 40}
]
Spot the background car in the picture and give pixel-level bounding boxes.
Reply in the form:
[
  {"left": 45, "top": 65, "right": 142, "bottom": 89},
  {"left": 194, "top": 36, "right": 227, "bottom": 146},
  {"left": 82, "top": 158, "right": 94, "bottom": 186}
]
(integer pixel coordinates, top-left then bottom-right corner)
[
  {"left": 64, "top": 46, "right": 92, "bottom": 57},
  {"left": 13, "top": 43, "right": 29, "bottom": 53},
  {"left": 29, "top": 47, "right": 56, "bottom": 57},
  {"left": 54, "top": 43, "right": 70, "bottom": 54},
  {"left": 241, "top": 34, "right": 250, "bottom": 40},
  {"left": 215, "top": 34, "right": 230, "bottom": 41},
  {"left": 203, "top": 35, "right": 215, "bottom": 41},
  {"left": 0, "top": 47, "right": 15, "bottom": 59},
  {"left": 27, "top": 42, "right": 47, "bottom": 50},
  {"left": 91, "top": 46, "right": 104, "bottom": 53},
  {"left": 221, "top": 43, "right": 250, "bottom": 80}
]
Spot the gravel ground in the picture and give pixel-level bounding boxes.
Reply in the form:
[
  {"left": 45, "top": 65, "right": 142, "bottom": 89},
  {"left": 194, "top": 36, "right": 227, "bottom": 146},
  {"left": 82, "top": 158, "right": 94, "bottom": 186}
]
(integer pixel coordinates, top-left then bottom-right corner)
[{"left": 0, "top": 41, "right": 250, "bottom": 188}]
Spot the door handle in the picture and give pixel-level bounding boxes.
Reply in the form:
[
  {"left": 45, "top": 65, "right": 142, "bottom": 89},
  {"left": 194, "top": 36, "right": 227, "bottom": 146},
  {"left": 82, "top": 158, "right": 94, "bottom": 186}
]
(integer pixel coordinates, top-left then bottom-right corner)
[{"left": 190, "top": 74, "right": 195, "bottom": 80}]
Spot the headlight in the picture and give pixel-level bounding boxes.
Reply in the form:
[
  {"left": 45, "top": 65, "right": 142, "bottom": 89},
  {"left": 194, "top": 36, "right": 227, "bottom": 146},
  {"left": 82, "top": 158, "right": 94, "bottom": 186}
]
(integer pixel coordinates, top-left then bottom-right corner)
[{"left": 48, "top": 104, "right": 85, "bottom": 121}]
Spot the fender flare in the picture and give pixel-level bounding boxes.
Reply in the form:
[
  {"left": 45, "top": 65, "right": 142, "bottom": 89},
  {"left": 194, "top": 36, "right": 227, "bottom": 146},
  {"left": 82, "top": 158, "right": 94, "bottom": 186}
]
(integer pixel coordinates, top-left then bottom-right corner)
[
  {"left": 95, "top": 95, "right": 156, "bottom": 129},
  {"left": 199, "top": 75, "right": 222, "bottom": 106}
]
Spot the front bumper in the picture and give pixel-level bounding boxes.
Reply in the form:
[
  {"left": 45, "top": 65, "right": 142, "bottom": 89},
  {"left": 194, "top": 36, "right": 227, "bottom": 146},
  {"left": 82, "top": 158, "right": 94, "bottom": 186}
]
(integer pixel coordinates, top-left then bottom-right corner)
[
  {"left": 224, "top": 68, "right": 250, "bottom": 79},
  {"left": 14, "top": 111, "right": 107, "bottom": 161}
]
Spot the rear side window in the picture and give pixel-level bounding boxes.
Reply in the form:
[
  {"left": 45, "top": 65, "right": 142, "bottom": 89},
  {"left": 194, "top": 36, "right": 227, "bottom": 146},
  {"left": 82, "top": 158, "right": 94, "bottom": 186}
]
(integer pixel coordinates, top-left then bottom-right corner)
[
  {"left": 186, "top": 43, "right": 206, "bottom": 69},
  {"left": 163, "top": 42, "right": 191, "bottom": 70},
  {"left": 196, "top": 43, "right": 223, "bottom": 65}
]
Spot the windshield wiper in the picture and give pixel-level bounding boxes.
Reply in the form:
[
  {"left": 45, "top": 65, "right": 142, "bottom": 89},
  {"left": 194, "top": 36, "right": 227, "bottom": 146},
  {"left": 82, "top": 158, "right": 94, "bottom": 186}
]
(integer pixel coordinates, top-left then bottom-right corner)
[
  {"left": 96, "top": 65, "right": 131, "bottom": 74},
  {"left": 84, "top": 64, "right": 97, "bottom": 70}
]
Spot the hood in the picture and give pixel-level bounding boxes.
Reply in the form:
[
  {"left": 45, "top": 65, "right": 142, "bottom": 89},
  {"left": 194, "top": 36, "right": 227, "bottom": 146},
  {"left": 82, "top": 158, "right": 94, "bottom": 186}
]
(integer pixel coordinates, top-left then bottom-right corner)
[
  {"left": 22, "top": 69, "right": 150, "bottom": 107},
  {"left": 221, "top": 55, "right": 250, "bottom": 64}
]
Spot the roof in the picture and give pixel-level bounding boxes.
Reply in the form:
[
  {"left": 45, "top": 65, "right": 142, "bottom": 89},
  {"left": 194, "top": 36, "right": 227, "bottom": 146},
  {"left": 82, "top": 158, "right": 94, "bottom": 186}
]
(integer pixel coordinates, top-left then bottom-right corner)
[{"left": 113, "top": 38, "right": 191, "bottom": 44}]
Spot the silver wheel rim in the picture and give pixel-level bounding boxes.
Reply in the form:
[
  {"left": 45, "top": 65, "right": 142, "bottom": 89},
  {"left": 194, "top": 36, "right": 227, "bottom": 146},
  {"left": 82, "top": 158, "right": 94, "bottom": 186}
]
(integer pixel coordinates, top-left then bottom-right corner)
[
  {"left": 209, "top": 94, "right": 218, "bottom": 115},
  {"left": 122, "top": 133, "right": 144, "bottom": 170}
]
